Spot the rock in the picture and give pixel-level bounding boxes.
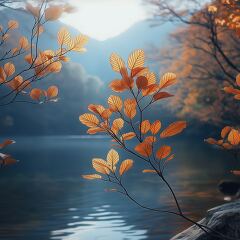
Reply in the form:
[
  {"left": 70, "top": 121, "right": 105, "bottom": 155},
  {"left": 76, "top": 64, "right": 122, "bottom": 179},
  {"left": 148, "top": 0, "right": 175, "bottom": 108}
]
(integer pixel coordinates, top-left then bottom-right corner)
[{"left": 171, "top": 200, "right": 240, "bottom": 240}]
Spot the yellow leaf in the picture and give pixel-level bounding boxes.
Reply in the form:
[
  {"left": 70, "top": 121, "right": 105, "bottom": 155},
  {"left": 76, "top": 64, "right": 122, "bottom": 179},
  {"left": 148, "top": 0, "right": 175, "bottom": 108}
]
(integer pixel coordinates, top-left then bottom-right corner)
[
  {"left": 30, "top": 88, "right": 42, "bottom": 101},
  {"left": 146, "top": 72, "right": 156, "bottom": 85},
  {"left": 58, "top": 27, "right": 71, "bottom": 46},
  {"left": 156, "top": 145, "right": 171, "bottom": 159},
  {"left": 160, "top": 121, "right": 187, "bottom": 138},
  {"left": 73, "top": 35, "right": 89, "bottom": 52},
  {"left": 107, "top": 149, "right": 119, "bottom": 171},
  {"left": 110, "top": 53, "right": 125, "bottom": 72},
  {"left": 150, "top": 120, "right": 161, "bottom": 135},
  {"left": 128, "top": 49, "right": 144, "bottom": 70},
  {"left": 47, "top": 86, "right": 58, "bottom": 98},
  {"left": 82, "top": 174, "right": 102, "bottom": 180},
  {"left": 79, "top": 113, "right": 100, "bottom": 128},
  {"left": 119, "top": 159, "right": 133, "bottom": 176},
  {"left": 140, "top": 120, "right": 151, "bottom": 134},
  {"left": 92, "top": 158, "right": 110, "bottom": 174},
  {"left": 159, "top": 73, "right": 177, "bottom": 89},
  {"left": 108, "top": 95, "right": 122, "bottom": 112}
]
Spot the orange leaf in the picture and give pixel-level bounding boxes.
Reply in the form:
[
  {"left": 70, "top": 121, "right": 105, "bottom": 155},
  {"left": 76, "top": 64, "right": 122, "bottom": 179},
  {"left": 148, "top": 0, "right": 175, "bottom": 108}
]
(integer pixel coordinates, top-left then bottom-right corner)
[
  {"left": 236, "top": 74, "right": 240, "bottom": 87},
  {"left": 87, "top": 127, "right": 105, "bottom": 135},
  {"left": 146, "top": 72, "right": 156, "bottom": 85},
  {"left": 167, "top": 154, "right": 175, "bottom": 161},
  {"left": 8, "top": 20, "right": 19, "bottom": 29},
  {"left": 156, "top": 145, "right": 171, "bottom": 159},
  {"left": 19, "top": 36, "right": 29, "bottom": 50},
  {"left": 82, "top": 174, "right": 102, "bottom": 180},
  {"left": 57, "top": 27, "right": 71, "bottom": 46},
  {"left": 47, "top": 86, "right": 58, "bottom": 98},
  {"left": 79, "top": 113, "right": 100, "bottom": 128},
  {"left": 135, "top": 142, "right": 152, "bottom": 157},
  {"left": 124, "top": 99, "right": 136, "bottom": 119},
  {"left": 153, "top": 92, "right": 173, "bottom": 102},
  {"left": 159, "top": 73, "right": 177, "bottom": 89},
  {"left": 142, "top": 84, "right": 159, "bottom": 96},
  {"left": 45, "top": 6, "right": 63, "bottom": 21},
  {"left": 140, "top": 120, "right": 151, "bottom": 134},
  {"left": 107, "top": 149, "right": 119, "bottom": 171},
  {"left": 142, "top": 169, "right": 157, "bottom": 173},
  {"left": 30, "top": 88, "right": 42, "bottom": 101},
  {"left": 136, "top": 76, "right": 148, "bottom": 90},
  {"left": 1, "top": 156, "right": 18, "bottom": 166},
  {"left": 111, "top": 118, "right": 124, "bottom": 134},
  {"left": 232, "top": 170, "right": 240, "bottom": 176},
  {"left": 221, "top": 126, "right": 231, "bottom": 138},
  {"left": 122, "top": 132, "right": 136, "bottom": 140},
  {"left": 119, "top": 159, "right": 133, "bottom": 176},
  {"left": 160, "top": 121, "right": 187, "bottom": 138},
  {"left": 144, "top": 136, "right": 157, "bottom": 143},
  {"left": 223, "top": 86, "right": 240, "bottom": 95},
  {"left": 109, "top": 79, "right": 127, "bottom": 92},
  {"left": 4, "top": 62, "right": 15, "bottom": 77},
  {"left": 150, "top": 120, "right": 161, "bottom": 135},
  {"left": 228, "top": 129, "right": 240, "bottom": 145},
  {"left": 92, "top": 158, "right": 110, "bottom": 174},
  {"left": 131, "top": 67, "right": 147, "bottom": 78},
  {"left": 205, "top": 138, "right": 217, "bottom": 145},
  {"left": 0, "top": 67, "right": 6, "bottom": 83},
  {"left": 0, "top": 139, "right": 15, "bottom": 149}
]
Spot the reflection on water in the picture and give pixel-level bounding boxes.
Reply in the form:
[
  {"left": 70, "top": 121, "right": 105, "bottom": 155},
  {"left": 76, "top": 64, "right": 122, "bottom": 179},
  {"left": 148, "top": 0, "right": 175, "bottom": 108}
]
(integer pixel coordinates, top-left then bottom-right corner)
[
  {"left": 0, "top": 136, "right": 232, "bottom": 240},
  {"left": 51, "top": 205, "right": 147, "bottom": 240}
]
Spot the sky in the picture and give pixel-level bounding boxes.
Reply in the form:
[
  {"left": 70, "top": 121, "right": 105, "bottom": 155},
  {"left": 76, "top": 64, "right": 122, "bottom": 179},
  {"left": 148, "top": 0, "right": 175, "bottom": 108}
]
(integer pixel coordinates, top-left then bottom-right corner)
[{"left": 61, "top": 0, "right": 148, "bottom": 41}]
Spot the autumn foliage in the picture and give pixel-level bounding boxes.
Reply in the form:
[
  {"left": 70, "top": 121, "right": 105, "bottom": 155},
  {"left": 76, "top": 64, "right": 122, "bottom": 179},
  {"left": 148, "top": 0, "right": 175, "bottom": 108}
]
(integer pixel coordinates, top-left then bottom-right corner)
[{"left": 80, "top": 49, "right": 186, "bottom": 210}]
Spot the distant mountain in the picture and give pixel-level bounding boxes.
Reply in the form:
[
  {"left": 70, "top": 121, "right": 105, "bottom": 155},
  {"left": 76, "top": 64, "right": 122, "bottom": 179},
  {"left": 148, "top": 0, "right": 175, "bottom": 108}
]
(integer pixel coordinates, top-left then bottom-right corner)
[{"left": 0, "top": 8, "right": 176, "bottom": 136}]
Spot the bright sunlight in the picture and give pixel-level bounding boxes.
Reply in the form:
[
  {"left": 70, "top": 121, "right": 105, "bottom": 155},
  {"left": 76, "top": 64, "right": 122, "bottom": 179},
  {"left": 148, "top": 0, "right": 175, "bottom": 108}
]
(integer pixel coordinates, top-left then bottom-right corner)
[{"left": 61, "top": 0, "right": 147, "bottom": 41}]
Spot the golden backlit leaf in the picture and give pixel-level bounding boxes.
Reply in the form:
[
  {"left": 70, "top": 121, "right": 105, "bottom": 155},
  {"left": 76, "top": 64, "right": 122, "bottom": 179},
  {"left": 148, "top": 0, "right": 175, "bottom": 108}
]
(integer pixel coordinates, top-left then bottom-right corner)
[
  {"left": 122, "top": 132, "right": 136, "bottom": 140},
  {"left": 144, "top": 136, "right": 157, "bottom": 143},
  {"left": 135, "top": 142, "right": 152, "bottom": 157},
  {"left": 128, "top": 49, "right": 144, "bottom": 70},
  {"left": 92, "top": 158, "right": 110, "bottom": 174},
  {"left": 228, "top": 129, "right": 240, "bottom": 145},
  {"left": 107, "top": 149, "right": 119, "bottom": 171},
  {"left": 110, "top": 53, "right": 125, "bottom": 72},
  {"left": 0, "top": 139, "right": 15, "bottom": 149},
  {"left": 159, "top": 73, "right": 177, "bottom": 89},
  {"left": 119, "top": 159, "right": 133, "bottom": 176},
  {"left": 150, "top": 120, "right": 161, "bottom": 135},
  {"left": 109, "top": 79, "right": 127, "bottom": 92},
  {"left": 8, "top": 20, "right": 19, "bottom": 29},
  {"left": 30, "top": 88, "right": 42, "bottom": 101},
  {"left": 153, "top": 92, "right": 173, "bottom": 102},
  {"left": 47, "top": 86, "right": 58, "bottom": 98},
  {"left": 48, "top": 62, "right": 62, "bottom": 73},
  {"left": 146, "top": 72, "right": 156, "bottom": 85},
  {"left": 140, "top": 120, "right": 151, "bottom": 134},
  {"left": 58, "top": 27, "right": 71, "bottom": 46},
  {"left": 73, "top": 35, "right": 89, "bottom": 52},
  {"left": 124, "top": 98, "right": 137, "bottom": 119},
  {"left": 160, "top": 121, "right": 187, "bottom": 138},
  {"left": 221, "top": 126, "right": 232, "bottom": 138},
  {"left": 108, "top": 95, "right": 122, "bottom": 112},
  {"left": 26, "top": 3, "right": 40, "bottom": 17},
  {"left": 88, "top": 104, "right": 105, "bottom": 116},
  {"left": 79, "top": 113, "right": 100, "bottom": 128},
  {"left": 142, "top": 169, "right": 157, "bottom": 173},
  {"left": 156, "top": 145, "right": 171, "bottom": 159},
  {"left": 24, "top": 54, "right": 33, "bottom": 64},
  {"left": 45, "top": 6, "right": 63, "bottom": 21},
  {"left": 223, "top": 86, "right": 240, "bottom": 95},
  {"left": 82, "top": 174, "right": 102, "bottom": 180},
  {"left": 4, "top": 62, "right": 15, "bottom": 77}
]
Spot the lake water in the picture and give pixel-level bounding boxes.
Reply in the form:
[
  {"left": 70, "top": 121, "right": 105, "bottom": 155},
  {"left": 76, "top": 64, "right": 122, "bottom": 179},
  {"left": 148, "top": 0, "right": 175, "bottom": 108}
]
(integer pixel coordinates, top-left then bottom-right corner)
[{"left": 0, "top": 136, "right": 234, "bottom": 240}]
